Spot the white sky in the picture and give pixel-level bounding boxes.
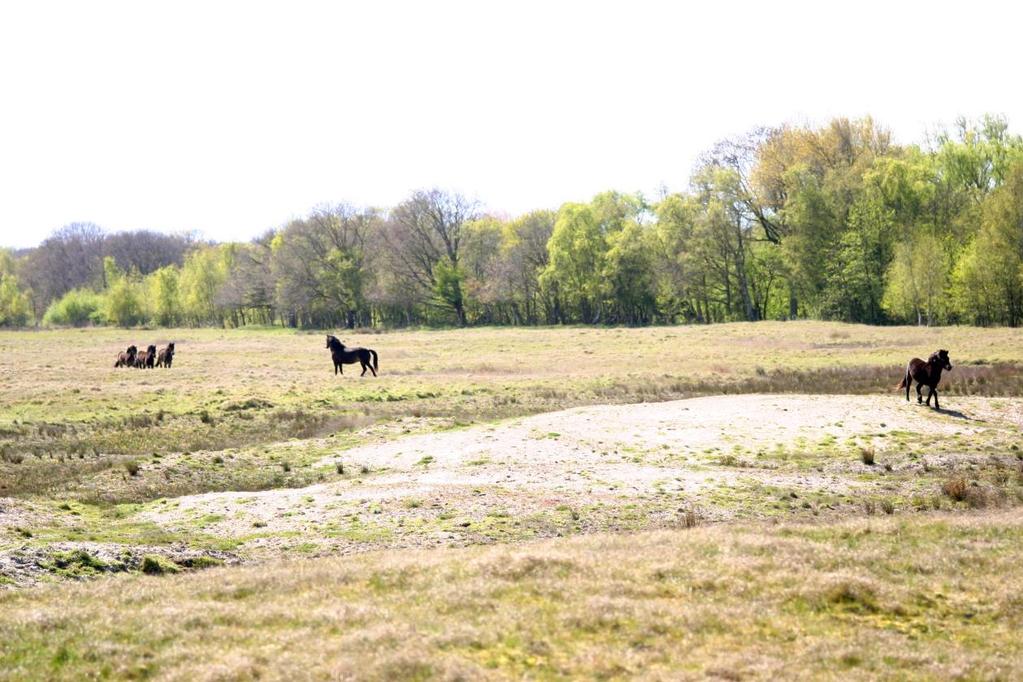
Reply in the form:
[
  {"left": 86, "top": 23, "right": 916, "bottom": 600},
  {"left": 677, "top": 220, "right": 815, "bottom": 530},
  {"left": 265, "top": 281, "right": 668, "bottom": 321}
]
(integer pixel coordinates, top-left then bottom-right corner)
[{"left": 1, "top": 0, "right": 1021, "bottom": 249}]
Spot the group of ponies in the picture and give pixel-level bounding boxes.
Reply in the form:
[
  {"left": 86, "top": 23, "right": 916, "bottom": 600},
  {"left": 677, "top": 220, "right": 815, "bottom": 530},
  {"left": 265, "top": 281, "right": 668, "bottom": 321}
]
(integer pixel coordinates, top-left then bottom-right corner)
[
  {"left": 114, "top": 342, "right": 175, "bottom": 369},
  {"left": 111, "top": 335, "right": 375, "bottom": 376}
]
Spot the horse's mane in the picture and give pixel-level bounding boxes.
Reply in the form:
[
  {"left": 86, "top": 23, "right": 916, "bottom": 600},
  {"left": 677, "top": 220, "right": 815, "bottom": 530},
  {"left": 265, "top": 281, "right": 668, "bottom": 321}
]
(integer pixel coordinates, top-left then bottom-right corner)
[{"left": 326, "top": 335, "right": 345, "bottom": 352}]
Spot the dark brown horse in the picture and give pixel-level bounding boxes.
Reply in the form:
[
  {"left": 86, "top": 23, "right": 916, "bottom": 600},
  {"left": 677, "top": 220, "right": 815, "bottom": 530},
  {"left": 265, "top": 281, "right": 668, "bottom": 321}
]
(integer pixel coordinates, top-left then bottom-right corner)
[
  {"left": 115, "top": 345, "right": 138, "bottom": 368},
  {"left": 134, "top": 344, "right": 157, "bottom": 369},
  {"left": 156, "top": 342, "right": 175, "bottom": 368},
  {"left": 326, "top": 335, "right": 378, "bottom": 376},
  {"left": 897, "top": 349, "right": 953, "bottom": 409}
]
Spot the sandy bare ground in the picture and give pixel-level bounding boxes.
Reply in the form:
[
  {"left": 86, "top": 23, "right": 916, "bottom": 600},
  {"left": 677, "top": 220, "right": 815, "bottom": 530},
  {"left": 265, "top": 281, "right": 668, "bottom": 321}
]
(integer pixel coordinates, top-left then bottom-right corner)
[{"left": 129, "top": 394, "right": 1019, "bottom": 558}]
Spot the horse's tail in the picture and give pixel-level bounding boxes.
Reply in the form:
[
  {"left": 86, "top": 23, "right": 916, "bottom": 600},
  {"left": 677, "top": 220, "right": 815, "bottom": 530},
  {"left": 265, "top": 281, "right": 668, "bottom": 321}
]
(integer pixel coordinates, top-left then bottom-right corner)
[
  {"left": 896, "top": 364, "right": 911, "bottom": 395},
  {"left": 370, "top": 349, "right": 378, "bottom": 372}
]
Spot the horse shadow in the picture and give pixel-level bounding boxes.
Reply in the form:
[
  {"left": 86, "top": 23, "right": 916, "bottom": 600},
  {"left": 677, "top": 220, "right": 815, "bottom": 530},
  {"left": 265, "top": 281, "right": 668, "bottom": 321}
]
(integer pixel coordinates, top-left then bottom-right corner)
[{"left": 931, "top": 406, "right": 974, "bottom": 421}]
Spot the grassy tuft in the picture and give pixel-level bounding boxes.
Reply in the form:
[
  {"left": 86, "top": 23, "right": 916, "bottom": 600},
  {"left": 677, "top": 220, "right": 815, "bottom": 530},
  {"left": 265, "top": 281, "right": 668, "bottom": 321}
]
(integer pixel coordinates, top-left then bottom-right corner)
[{"left": 140, "top": 555, "right": 181, "bottom": 575}]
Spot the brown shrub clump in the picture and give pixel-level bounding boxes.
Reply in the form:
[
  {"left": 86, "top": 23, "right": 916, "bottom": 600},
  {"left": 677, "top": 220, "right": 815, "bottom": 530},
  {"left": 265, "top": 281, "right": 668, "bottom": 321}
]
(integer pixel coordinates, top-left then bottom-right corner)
[{"left": 942, "top": 476, "right": 969, "bottom": 502}]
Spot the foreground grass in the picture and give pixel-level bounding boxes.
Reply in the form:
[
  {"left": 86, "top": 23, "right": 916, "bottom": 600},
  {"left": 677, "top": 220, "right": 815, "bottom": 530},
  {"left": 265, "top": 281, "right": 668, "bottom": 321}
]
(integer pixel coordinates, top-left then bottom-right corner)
[
  {"left": 2, "top": 322, "right": 1022, "bottom": 503},
  {"left": 2, "top": 510, "right": 1022, "bottom": 680}
]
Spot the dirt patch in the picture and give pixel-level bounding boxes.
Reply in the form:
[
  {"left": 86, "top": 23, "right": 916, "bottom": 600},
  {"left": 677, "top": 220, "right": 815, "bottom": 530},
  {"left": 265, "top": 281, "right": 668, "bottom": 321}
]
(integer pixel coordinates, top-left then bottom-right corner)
[{"left": 122, "top": 394, "right": 1021, "bottom": 559}]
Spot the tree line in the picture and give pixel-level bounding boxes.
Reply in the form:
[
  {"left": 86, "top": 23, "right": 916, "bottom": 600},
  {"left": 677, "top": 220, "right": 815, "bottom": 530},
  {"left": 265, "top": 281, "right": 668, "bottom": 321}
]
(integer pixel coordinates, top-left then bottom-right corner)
[{"left": 2, "top": 115, "right": 1022, "bottom": 329}]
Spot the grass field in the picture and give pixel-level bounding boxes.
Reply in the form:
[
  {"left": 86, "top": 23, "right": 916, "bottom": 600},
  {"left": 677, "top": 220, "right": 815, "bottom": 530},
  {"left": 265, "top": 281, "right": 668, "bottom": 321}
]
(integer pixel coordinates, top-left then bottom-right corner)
[
  {"left": 4, "top": 512, "right": 1023, "bottom": 680},
  {"left": 2, "top": 322, "right": 1021, "bottom": 503},
  {"left": 1, "top": 322, "right": 1022, "bottom": 679}
]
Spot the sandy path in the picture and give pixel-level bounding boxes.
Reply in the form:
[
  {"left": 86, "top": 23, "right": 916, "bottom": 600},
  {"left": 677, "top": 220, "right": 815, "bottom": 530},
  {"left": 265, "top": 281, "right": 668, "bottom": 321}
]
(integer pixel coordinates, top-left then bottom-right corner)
[{"left": 133, "top": 394, "right": 1016, "bottom": 555}]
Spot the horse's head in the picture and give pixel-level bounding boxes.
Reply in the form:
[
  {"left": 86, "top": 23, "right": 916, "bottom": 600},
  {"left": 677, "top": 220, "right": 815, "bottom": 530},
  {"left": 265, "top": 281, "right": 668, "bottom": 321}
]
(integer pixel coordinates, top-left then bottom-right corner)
[
  {"left": 930, "top": 349, "right": 952, "bottom": 371},
  {"left": 127, "top": 345, "right": 137, "bottom": 356},
  {"left": 147, "top": 345, "right": 157, "bottom": 354},
  {"left": 167, "top": 342, "right": 175, "bottom": 353},
  {"left": 326, "top": 335, "right": 343, "bottom": 351}
]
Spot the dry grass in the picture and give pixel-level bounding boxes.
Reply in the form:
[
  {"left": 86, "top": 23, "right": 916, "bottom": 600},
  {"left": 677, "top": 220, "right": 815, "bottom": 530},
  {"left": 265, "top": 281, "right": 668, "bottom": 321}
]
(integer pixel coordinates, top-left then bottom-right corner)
[
  {"left": 2, "top": 323, "right": 1023, "bottom": 677},
  {"left": 2, "top": 322, "right": 1021, "bottom": 502},
  {"left": 2, "top": 511, "right": 1023, "bottom": 680},
  {"left": 3, "top": 322, "right": 1022, "bottom": 423}
]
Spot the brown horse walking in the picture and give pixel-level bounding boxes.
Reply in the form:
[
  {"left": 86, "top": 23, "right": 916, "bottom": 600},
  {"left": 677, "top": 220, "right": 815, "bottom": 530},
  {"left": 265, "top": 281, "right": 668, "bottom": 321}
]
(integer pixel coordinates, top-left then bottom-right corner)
[
  {"left": 326, "top": 335, "right": 378, "bottom": 377},
  {"left": 134, "top": 344, "right": 157, "bottom": 369},
  {"left": 115, "top": 345, "right": 138, "bottom": 368},
  {"left": 156, "top": 342, "right": 175, "bottom": 368},
  {"left": 897, "top": 349, "right": 953, "bottom": 409}
]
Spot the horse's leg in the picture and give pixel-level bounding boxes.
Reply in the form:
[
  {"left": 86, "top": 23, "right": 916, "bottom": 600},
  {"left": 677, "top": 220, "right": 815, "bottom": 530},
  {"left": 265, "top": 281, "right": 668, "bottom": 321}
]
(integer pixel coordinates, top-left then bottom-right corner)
[
  {"left": 916, "top": 382, "right": 923, "bottom": 404},
  {"left": 360, "top": 361, "right": 367, "bottom": 377},
  {"left": 932, "top": 387, "right": 940, "bottom": 410},
  {"left": 925, "top": 385, "right": 933, "bottom": 407}
]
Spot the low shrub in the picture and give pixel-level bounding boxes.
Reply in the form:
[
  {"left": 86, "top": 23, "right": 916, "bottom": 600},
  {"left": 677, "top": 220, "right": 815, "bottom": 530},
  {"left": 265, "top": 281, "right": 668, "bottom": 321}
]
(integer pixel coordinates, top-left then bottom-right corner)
[
  {"left": 41, "top": 288, "right": 105, "bottom": 327},
  {"left": 181, "top": 556, "right": 224, "bottom": 570},
  {"left": 141, "top": 555, "right": 180, "bottom": 575},
  {"left": 941, "top": 476, "right": 968, "bottom": 502}
]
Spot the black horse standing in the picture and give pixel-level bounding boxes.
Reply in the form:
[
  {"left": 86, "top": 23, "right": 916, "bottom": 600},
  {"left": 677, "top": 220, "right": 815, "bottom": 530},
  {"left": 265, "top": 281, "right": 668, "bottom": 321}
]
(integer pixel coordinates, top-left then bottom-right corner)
[
  {"left": 898, "top": 349, "right": 953, "bottom": 409},
  {"left": 326, "top": 335, "right": 378, "bottom": 377}
]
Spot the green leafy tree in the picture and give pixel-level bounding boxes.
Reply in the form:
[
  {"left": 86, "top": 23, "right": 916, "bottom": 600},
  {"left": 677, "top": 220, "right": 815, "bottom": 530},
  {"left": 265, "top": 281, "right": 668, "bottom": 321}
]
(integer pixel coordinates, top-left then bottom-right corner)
[
  {"left": 146, "top": 265, "right": 182, "bottom": 326},
  {"left": 540, "top": 191, "right": 649, "bottom": 324},
  {"left": 604, "top": 221, "right": 656, "bottom": 324},
  {"left": 882, "top": 235, "right": 949, "bottom": 325},
  {"left": 180, "top": 246, "right": 230, "bottom": 325},
  {"left": 819, "top": 193, "right": 895, "bottom": 322},
  {"left": 458, "top": 216, "right": 506, "bottom": 323},
  {"left": 652, "top": 194, "right": 715, "bottom": 322},
  {"left": 952, "top": 162, "right": 1023, "bottom": 325},
  {"left": 431, "top": 259, "right": 466, "bottom": 322},
  {"left": 0, "top": 250, "right": 32, "bottom": 327},
  {"left": 482, "top": 210, "right": 555, "bottom": 324},
  {"left": 541, "top": 203, "right": 607, "bottom": 323},
  {"left": 101, "top": 256, "right": 144, "bottom": 326},
  {"left": 270, "top": 205, "right": 376, "bottom": 328}
]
